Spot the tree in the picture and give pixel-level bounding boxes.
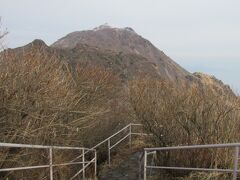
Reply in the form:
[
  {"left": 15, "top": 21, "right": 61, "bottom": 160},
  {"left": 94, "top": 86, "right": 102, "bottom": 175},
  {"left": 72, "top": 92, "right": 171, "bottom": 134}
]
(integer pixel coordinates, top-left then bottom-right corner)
[{"left": 0, "top": 17, "right": 8, "bottom": 50}]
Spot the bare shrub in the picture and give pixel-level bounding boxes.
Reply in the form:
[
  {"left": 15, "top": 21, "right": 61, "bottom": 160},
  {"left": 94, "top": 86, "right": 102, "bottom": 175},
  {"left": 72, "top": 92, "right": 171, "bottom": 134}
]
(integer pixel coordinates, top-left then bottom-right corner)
[
  {"left": 129, "top": 77, "right": 240, "bottom": 177},
  {"left": 0, "top": 17, "right": 8, "bottom": 50},
  {"left": 0, "top": 48, "right": 121, "bottom": 179}
]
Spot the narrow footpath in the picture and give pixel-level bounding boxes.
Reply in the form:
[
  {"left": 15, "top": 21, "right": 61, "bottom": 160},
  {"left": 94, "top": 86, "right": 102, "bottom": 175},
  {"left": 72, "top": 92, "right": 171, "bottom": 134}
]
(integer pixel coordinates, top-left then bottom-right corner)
[{"left": 99, "top": 151, "right": 142, "bottom": 180}]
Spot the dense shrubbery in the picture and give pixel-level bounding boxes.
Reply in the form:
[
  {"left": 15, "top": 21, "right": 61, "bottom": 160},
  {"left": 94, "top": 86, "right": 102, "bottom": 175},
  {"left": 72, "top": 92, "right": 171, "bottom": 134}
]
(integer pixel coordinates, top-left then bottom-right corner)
[
  {"left": 0, "top": 50, "right": 239, "bottom": 179},
  {"left": 0, "top": 50, "right": 125, "bottom": 179},
  {"left": 129, "top": 77, "right": 240, "bottom": 179},
  {"left": 1, "top": 26, "right": 239, "bottom": 178}
]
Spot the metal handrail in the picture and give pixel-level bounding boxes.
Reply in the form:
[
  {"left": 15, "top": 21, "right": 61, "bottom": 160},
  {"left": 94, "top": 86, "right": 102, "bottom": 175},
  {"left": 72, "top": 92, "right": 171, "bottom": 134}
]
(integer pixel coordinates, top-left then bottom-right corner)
[
  {"left": 143, "top": 143, "right": 240, "bottom": 180},
  {"left": 139, "top": 150, "right": 157, "bottom": 180},
  {"left": 0, "top": 123, "right": 145, "bottom": 179},
  {"left": 145, "top": 143, "right": 240, "bottom": 151},
  {"left": 92, "top": 123, "right": 144, "bottom": 166},
  {"left": 70, "top": 123, "right": 145, "bottom": 166},
  {"left": 92, "top": 123, "right": 131, "bottom": 149},
  {"left": 0, "top": 142, "right": 92, "bottom": 150},
  {"left": 0, "top": 142, "right": 97, "bottom": 180}
]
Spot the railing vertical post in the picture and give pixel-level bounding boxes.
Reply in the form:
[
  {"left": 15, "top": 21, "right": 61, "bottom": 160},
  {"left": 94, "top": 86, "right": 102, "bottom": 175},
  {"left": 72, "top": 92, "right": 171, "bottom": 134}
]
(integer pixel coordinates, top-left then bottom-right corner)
[
  {"left": 139, "top": 160, "right": 142, "bottom": 180},
  {"left": 233, "top": 146, "right": 239, "bottom": 180},
  {"left": 149, "top": 153, "right": 154, "bottom": 176},
  {"left": 129, "top": 124, "right": 132, "bottom": 149},
  {"left": 49, "top": 147, "right": 53, "bottom": 180},
  {"left": 108, "top": 139, "right": 111, "bottom": 166},
  {"left": 144, "top": 150, "right": 147, "bottom": 180},
  {"left": 94, "top": 150, "right": 97, "bottom": 177},
  {"left": 82, "top": 149, "right": 85, "bottom": 179}
]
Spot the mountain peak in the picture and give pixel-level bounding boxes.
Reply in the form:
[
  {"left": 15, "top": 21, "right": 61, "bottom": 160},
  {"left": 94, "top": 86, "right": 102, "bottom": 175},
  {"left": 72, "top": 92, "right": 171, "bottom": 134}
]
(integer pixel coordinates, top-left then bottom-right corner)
[
  {"left": 51, "top": 25, "right": 189, "bottom": 83},
  {"left": 93, "top": 24, "right": 136, "bottom": 33},
  {"left": 124, "top": 27, "right": 135, "bottom": 32},
  {"left": 93, "top": 23, "right": 112, "bottom": 31},
  {"left": 31, "top": 39, "right": 47, "bottom": 47}
]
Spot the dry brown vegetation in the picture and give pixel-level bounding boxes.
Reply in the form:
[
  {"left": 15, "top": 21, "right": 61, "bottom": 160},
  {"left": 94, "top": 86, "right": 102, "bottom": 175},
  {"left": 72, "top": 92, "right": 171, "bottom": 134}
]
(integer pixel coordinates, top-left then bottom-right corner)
[
  {"left": 0, "top": 21, "right": 239, "bottom": 179},
  {"left": 129, "top": 77, "right": 240, "bottom": 179},
  {"left": 0, "top": 48, "right": 239, "bottom": 179},
  {"left": 0, "top": 48, "right": 125, "bottom": 179}
]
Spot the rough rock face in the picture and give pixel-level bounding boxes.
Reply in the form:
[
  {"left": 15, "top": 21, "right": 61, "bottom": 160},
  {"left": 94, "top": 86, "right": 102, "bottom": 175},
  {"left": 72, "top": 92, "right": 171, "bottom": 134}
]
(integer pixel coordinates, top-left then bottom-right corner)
[{"left": 51, "top": 24, "right": 190, "bottom": 83}]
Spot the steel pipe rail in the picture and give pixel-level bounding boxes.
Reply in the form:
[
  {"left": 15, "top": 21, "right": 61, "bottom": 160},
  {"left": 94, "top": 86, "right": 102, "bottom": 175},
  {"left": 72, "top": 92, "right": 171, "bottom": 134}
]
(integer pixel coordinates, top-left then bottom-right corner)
[
  {"left": 143, "top": 143, "right": 240, "bottom": 180},
  {"left": 0, "top": 142, "right": 93, "bottom": 151},
  {"left": 0, "top": 142, "right": 97, "bottom": 180},
  {"left": 0, "top": 165, "right": 51, "bottom": 172},
  {"left": 146, "top": 166, "right": 239, "bottom": 173},
  {"left": 110, "top": 133, "right": 130, "bottom": 150},
  {"left": 69, "top": 123, "right": 132, "bottom": 163},
  {"left": 91, "top": 123, "right": 144, "bottom": 166},
  {"left": 145, "top": 143, "right": 240, "bottom": 151},
  {"left": 0, "top": 123, "right": 144, "bottom": 179},
  {"left": 70, "top": 157, "right": 96, "bottom": 180},
  {"left": 91, "top": 124, "right": 131, "bottom": 149},
  {"left": 70, "top": 123, "right": 145, "bottom": 167}
]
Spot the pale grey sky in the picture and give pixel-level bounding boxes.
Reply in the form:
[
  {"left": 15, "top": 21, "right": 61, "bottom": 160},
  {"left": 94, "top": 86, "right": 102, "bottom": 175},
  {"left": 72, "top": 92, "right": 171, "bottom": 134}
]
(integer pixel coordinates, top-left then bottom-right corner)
[{"left": 1, "top": 0, "right": 240, "bottom": 92}]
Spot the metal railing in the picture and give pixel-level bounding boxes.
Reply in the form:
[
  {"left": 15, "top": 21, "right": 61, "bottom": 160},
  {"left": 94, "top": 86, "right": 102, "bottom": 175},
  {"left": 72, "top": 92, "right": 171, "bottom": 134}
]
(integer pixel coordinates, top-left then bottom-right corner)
[
  {"left": 0, "top": 142, "right": 97, "bottom": 180},
  {"left": 143, "top": 143, "right": 240, "bottom": 180},
  {"left": 139, "top": 150, "right": 157, "bottom": 180},
  {"left": 4, "top": 125, "right": 240, "bottom": 180},
  {"left": 71, "top": 123, "right": 146, "bottom": 167},
  {"left": 91, "top": 123, "right": 145, "bottom": 166},
  {"left": 0, "top": 123, "right": 145, "bottom": 179}
]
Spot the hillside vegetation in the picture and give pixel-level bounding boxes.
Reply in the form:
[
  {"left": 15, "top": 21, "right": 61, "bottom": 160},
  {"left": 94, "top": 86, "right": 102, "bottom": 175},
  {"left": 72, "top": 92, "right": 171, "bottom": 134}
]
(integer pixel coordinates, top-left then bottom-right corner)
[
  {"left": 0, "top": 25, "right": 239, "bottom": 179},
  {"left": 0, "top": 48, "right": 129, "bottom": 179},
  {"left": 130, "top": 78, "right": 240, "bottom": 179}
]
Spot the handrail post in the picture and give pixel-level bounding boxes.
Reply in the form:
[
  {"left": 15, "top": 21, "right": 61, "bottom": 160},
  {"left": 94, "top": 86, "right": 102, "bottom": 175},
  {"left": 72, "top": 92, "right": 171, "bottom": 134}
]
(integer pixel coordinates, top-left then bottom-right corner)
[
  {"left": 144, "top": 150, "right": 147, "bottom": 180},
  {"left": 149, "top": 153, "right": 154, "bottom": 176},
  {"left": 49, "top": 147, "right": 53, "bottom": 180},
  {"left": 129, "top": 124, "right": 132, "bottom": 150},
  {"left": 82, "top": 149, "right": 85, "bottom": 179},
  {"left": 108, "top": 139, "right": 111, "bottom": 166},
  {"left": 94, "top": 150, "right": 97, "bottom": 177},
  {"left": 139, "top": 152, "right": 144, "bottom": 180},
  {"left": 233, "top": 146, "right": 239, "bottom": 180},
  {"left": 139, "top": 160, "right": 142, "bottom": 180}
]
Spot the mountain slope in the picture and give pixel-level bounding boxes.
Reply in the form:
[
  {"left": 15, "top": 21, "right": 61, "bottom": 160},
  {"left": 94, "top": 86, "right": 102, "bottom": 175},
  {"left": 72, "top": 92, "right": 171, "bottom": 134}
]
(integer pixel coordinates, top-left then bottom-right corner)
[
  {"left": 193, "top": 72, "right": 234, "bottom": 96},
  {"left": 3, "top": 39, "right": 162, "bottom": 82},
  {"left": 52, "top": 24, "right": 190, "bottom": 83},
  {"left": 2, "top": 25, "right": 235, "bottom": 96}
]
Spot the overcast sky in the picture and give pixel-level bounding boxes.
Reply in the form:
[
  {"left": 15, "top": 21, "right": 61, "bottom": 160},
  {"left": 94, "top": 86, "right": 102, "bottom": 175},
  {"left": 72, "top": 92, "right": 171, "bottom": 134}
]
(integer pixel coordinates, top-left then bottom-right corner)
[{"left": 1, "top": 0, "right": 240, "bottom": 92}]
